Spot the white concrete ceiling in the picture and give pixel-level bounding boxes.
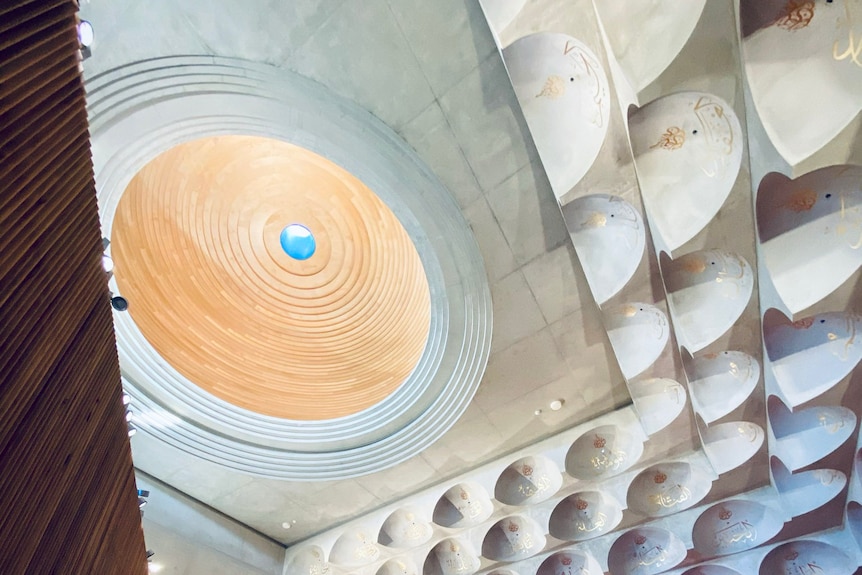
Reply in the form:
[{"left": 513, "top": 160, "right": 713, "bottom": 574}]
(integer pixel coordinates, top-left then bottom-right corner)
[
  {"left": 81, "top": 0, "right": 630, "bottom": 545},
  {"left": 78, "top": 0, "right": 862, "bottom": 566}
]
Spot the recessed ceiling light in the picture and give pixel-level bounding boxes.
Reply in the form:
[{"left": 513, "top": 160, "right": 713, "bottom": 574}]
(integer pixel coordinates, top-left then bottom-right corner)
[
  {"left": 102, "top": 254, "right": 114, "bottom": 274},
  {"left": 279, "top": 223, "right": 316, "bottom": 260},
  {"left": 281, "top": 521, "right": 292, "bottom": 529},
  {"left": 550, "top": 399, "right": 564, "bottom": 411},
  {"left": 77, "top": 20, "right": 94, "bottom": 48},
  {"left": 534, "top": 409, "right": 543, "bottom": 416}
]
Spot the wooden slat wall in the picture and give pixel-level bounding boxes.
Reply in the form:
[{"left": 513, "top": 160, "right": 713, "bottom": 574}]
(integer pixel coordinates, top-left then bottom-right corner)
[{"left": 0, "top": 1, "right": 148, "bottom": 573}]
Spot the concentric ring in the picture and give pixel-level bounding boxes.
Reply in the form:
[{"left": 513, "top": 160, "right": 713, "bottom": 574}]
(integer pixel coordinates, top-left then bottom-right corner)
[
  {"left": 87, "top": 56, "right": 492, "bottom": 479},
  {"left": 113, "top": 136, "right": 431, "bottom": 420}
]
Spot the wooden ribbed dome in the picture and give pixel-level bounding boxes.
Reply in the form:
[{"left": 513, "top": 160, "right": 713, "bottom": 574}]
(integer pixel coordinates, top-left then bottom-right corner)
[{"left": 112, "top": 135, "right": 431, "bottom": 420}]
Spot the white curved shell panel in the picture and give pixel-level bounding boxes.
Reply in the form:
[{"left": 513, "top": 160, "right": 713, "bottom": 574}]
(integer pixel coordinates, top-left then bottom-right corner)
[
  {"left": 287, "top": 546, "right": 331, "bottom": 575},
  {"left": 627, "top": 461, "right": 712, "bottom": 518},
  {"left": 692, "top": 499, "right": 783, "bottom": 557},
  {"left": 379, "top": 507, "right": 434, "bottom": 549},
  {"left": 563, "top": 194, "right": 646, "bottom": 304},
  {"left": 593, "top": 0, "right": 706, "bottom": 93},
  {"left": 329, "top": 528, "right": 380, "bottom": 567},
  {"left": 771, "top": 456, "right": 846, "bottom": 518},
  {"left": 686, "top": 351, "right": 760, "bottom": 424},
  {"left": 768, "top": 395, "right": 856, "bottom": 471},
  {"left": 608, "top": 527, "right": 687, "bottom": 575},
  {"left": 629, "top": 92, "right": 743, "bottom": 251},
  {"left": 700, "top": 420, "right": 764, "bottom": 475},
  {"left": 848, "top": 501, "right": 862, "bottom": 550},
  {"left": 549, "top": 490, "right": 624, "bottom": 541},
  {"left": 432, "top": 482, "right": 494, "bottom": 528},
  {"left": 604, "top": 303, "right": 670, "bottom": 379},
  {"left": 537, "top": 551, "right": 604, "bottom": 575},
  {"left": 565, "top": 424, "right": 644, "bottom": 480},
  {"left": 682, "top": 566, "right": 744, "bottom": 575},
  {"left": 424, "top": 538, "right": 482, "bottom": 575},
  {"left": 494, "top": 455, "right": 562, "bottom": 506},
  {"left": 763, "top": 309, "right": 862, "bottom": 408},
  {"left": 743, "top": 1, "right": 862, "bottom": 166},
  {"left": 662, "top": 250, "right": 754, "bottom": 353},
  {"left": 480, "top": 0, "right": 527, "bottom": 34},
  {"left": 481, "top": 515, "right": 546, "bottom": 562},
  {"left": 629, "top": 377, "right": 687, "bottom": 435},
  {"left": 503, "top": 33, "right": 610, "bottom": 199},
  {"left": 377, "top": 558, "right": 419, "bottom": 575},
  {"left": 759, "top": 540, "right": 855, "bottom": 575},
  {"left": 757, "top": 167, "right": 862, "bottom": 314}
]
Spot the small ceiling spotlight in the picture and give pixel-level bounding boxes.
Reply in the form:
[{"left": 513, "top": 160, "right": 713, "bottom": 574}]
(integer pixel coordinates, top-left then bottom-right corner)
[
  {"left": 125, "top": 408, "right": 134, "bottom": 422},
  {"left": 77, "top": 20, "right": 94, "bottom": 60},
  {"left": 122, "top": 393, "right": 131, "bottom": 406},
  {"left": 549, "top": 399, "right": 565, "bottom": 411},
  {"left": 77, "top": 20, "right": 94, "bottom": 47},
  {"left": 146, "top": 550, "right": 155, "bottom": 560},
  {"left": 111, "top": 295, "right": 129, "bottom": 312},
  {"left": 138, "top": 497, "right": 148, "bottom": 508},
  {"left": 102, "top": 254, "right": 114, "bottom": 274},
  {"left": 127, "top": 423, "right": 137, "bottom": 437}
]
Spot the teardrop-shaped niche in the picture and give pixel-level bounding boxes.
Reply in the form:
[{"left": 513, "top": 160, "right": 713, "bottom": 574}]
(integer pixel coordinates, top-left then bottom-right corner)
[
  {"left": 593, "top": 0, "right": 706, "bottom": 94},
  {"left": 629, "top": 377, "right": 687, "bottom": 435},
  {"left": 607, "top": 527, "right": 687, "bottom": 575},
  {"left": 549, "top": 490, "right": 624, "bottom": 541},
  {"left": 432, "top": 482, "right": 494, "bottom": 528},
  {"left": 768, "top": 395, "right": 856, "bottom": 471},
  {"left": 605, "top": 303, "right": 670, "bottom": 379},
  {"left": 771, "top": 456, "right": 846, "bottom": 518},
  {"left": 742, "top": 1, "right": 862, "bottom": 166},
  {"left": 627, "top": 461, "right": 712, "bottom": 518},
  {"left": 379, "top": 507, "right": 434, "bottom": 548},
  {"left": 287, "top": 545, "right": 331, "bottom": 575},
  {"left": 424, "top": 538, "right": 481, "bottom": 575},
  {"left": 699, "top": 419, "right": 764, "bottom": 475},
  {"left": 481, "top": 515, "right": 546, "bottom": 562},
  {"left": 329, "top": 528, "right": 381, "bottom": 567},
  {"left": 847, "top": 501, "right": 862, "bottom": 550},
  {"left": 682, "top": 566, "right": 743, "bottom": 575},
  {"left": 692, "top": 499, "right": 783, "bottom": 557},
  {"left": 537, "top": 551, "right": 604, "bottom": 575},
  {"left": 494, "top": 455, "right": 562, "bottom": 506},
  {"left": 763, "top": 309, "right": 862, "bottom": 408},
  {"left": 378, "top": 558, "right": 419, "bottom": 575},
  {"left": 565, "top": 424, "right": 644, "bottom": 480},
  {"left": 563, "top": 194, "right": 646, "bottom": 304},
  {"left": 756, "top": 167, "right": 862, "bottom": 314},
  {"left": 686, "top": 351, "right": 760, "bottom": 424},
  {"left": 758, "top": 540, "right": 855, "bottom": 575},
  {"left": 629, "top": 92, "right": 743, "bottom": 251},
  {"left": 503, "top": 33, "right": 610, "bottom": 198},
  {"left": 661, "top": 250, "right": 754, "bottom": 352}
]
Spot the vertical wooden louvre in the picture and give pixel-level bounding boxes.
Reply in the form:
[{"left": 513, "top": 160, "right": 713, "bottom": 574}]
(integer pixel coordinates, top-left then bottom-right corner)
[{"left": 0, "top": 1, "right": 148, "bottom": 573}]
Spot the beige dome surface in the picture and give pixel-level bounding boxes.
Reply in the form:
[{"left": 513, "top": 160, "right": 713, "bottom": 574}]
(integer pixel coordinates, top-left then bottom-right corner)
[{"left": 113, "top": 135, "right": 431, "bottom": 420}]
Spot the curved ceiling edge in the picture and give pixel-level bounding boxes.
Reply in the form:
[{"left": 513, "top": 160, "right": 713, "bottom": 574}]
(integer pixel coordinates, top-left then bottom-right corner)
[{"left": 88, "top": 56, "right": 492, "bottom": 480}]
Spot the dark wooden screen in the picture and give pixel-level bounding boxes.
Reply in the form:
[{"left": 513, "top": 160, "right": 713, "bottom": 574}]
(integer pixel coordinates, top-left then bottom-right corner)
[{"left": 0, "top": 1, "right": 147, "bottom": 573}]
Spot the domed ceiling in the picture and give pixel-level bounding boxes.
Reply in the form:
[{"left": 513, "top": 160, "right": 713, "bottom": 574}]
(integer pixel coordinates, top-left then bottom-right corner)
[
  {"left": 113, "top": 135, "right": 431, "bottom": 420},
  {"left": 79, "top": 0, "right": 862, "bottom": 568}
]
